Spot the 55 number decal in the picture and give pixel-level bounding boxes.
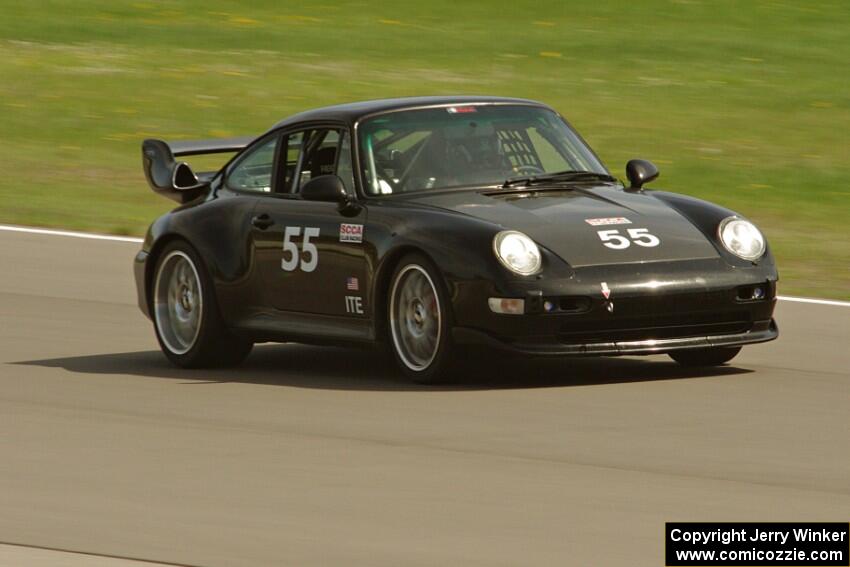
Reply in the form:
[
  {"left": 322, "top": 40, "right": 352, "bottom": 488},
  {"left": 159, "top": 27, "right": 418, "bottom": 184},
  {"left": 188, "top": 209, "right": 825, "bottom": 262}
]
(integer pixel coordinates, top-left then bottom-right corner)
[
  {"left": 597, "top": 228, "right": 660, "bottom": 249},
  {"left": 282, "top": 226, "right": 320, "bottom": 272}
]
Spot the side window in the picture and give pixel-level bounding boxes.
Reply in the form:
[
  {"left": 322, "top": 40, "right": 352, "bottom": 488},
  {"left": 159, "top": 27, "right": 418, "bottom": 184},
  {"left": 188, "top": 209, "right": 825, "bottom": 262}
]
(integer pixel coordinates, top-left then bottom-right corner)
[
  {"left": 294, "top": 128, "right": 354, "bottom": 194},
  {"left": 226, "top": 135, "right": 279, "bottom": 193},
  {"left": 297, "top": 129, "right": 340, "bottom": 192},
  {"left": 335, "top": 131, "right": 356, "bottom": 195},
  {"left": 270, "top": 128, "right": 354, "bottom": 194},
  {"left": 280, "top": 131, "right": 305, "bottom": 193}
]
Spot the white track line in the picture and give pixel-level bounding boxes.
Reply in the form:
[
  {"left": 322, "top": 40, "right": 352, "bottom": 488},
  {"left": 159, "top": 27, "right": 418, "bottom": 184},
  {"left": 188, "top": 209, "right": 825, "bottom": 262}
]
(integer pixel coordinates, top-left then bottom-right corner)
[
  {"left": 1, "top": 223, "right": 848, "bottom": 307},
  {"left": 0, "top": 224, "right": 142, "bottom": 243},
  {"left": 776, "top": 295, "right": 850, "bottom": 307}
]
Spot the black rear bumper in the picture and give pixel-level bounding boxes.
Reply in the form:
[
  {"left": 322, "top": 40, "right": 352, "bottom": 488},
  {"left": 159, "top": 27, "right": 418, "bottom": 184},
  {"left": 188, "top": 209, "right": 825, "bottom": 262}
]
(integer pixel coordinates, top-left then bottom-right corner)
[{"left": 454, "top": 318, "right": 778, "bottom": 356}]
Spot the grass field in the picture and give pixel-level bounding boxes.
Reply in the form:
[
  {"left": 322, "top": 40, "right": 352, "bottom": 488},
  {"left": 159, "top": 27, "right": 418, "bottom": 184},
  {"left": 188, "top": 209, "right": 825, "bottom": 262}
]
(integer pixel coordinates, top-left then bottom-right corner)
[{"left": 1, "top": 1, "right": 848, "bottom": 298}]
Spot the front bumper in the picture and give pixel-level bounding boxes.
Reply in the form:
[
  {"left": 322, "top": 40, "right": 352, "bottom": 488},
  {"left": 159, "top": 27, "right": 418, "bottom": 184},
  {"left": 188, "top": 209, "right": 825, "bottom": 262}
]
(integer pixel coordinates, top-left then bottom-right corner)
[
  {"left": 454, "top": 318, "right": 777, "bottom": 356},
  {"left": 450, "top": 258, "right": 779, "bottom": 356}
]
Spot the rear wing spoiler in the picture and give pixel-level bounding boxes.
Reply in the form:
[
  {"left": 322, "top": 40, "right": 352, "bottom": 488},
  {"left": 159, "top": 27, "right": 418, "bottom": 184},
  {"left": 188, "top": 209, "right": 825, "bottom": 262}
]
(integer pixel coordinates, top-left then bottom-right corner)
[{"left": 142, "top": 136, "right": 254, "bottom": 203}]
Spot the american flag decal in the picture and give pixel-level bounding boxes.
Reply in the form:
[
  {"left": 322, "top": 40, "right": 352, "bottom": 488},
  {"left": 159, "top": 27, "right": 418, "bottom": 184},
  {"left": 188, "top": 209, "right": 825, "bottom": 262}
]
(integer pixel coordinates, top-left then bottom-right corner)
[{"left": 346, "top": 277, "right": 359, "bottom": 291}]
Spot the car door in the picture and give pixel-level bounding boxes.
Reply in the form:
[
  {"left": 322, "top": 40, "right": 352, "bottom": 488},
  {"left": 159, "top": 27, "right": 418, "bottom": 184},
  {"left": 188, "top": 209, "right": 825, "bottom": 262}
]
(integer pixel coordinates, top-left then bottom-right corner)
[{"left": 251, "top": 126, "right": 370, "bottom": 319}]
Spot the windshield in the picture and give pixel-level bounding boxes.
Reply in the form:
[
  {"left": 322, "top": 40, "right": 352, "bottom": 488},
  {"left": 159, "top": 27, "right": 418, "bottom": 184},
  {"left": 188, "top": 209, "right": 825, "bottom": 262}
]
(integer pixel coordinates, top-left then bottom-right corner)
[{"left": 358, "top": 104, "right": 608, "bottom": 195}]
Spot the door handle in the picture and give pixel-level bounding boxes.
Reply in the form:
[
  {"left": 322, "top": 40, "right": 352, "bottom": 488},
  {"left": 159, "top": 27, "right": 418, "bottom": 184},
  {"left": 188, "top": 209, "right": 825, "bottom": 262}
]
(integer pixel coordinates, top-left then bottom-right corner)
[{"left": 251, "top": 214, "right": 275, "bottom": 229}]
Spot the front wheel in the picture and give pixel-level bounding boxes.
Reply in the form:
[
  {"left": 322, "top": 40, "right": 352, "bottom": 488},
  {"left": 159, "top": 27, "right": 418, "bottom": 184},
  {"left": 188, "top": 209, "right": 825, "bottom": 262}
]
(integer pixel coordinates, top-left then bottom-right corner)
[
  {"left": 668, "top": 346, "right": 741, "bottom": 367},
  {"left": 152, "top": 241, "right": 252, "bottom": 368},
  {"left": 387, "top": 254, "right": 455, "bottom": 383}
]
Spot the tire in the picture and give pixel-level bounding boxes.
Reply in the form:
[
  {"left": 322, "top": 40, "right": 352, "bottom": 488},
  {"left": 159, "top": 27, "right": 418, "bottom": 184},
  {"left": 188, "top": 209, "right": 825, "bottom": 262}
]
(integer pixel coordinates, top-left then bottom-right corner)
[
  {"left": 668, "top": 346, "right": 741, "bottom": 367},
  {"left": 387, "top": 253, "right": 455, "bottom": 383},
  {"left": 151, "top": 240, "right": 253, "bottom": 368}
]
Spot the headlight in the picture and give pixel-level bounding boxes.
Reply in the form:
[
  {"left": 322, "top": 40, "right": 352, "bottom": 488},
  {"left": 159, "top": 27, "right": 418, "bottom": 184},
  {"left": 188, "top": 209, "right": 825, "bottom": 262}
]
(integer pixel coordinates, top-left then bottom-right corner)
[
  {"left": 493, "top": 231, "right": 541, "bottom": 275},
  {"left": 718, "top": 217, "right": 765, "bottom": 261}
]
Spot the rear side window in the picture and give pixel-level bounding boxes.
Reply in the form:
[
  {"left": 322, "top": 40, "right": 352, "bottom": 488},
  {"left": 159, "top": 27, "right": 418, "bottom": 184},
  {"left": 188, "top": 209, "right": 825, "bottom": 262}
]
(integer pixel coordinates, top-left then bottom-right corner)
[{"left": 226, "top": 135, "right": 279, "bottom": 193}]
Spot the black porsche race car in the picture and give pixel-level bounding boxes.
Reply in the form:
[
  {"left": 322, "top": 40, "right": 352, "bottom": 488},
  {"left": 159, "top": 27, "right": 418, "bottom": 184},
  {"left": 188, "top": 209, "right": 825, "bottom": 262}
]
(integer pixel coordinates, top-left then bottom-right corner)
[{"left": 135, "top": 96, "right": 777, "bottom": 382}]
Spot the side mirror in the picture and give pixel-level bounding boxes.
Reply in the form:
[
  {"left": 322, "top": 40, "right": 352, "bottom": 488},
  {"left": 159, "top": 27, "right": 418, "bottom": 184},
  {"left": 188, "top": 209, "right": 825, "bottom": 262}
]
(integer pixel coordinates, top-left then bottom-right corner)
[
  {"left": 625, "top": 159, "right": 659, "bottom": 190},
  {"left": 301, "top": 174, "right": 349, "bottom": 204}
]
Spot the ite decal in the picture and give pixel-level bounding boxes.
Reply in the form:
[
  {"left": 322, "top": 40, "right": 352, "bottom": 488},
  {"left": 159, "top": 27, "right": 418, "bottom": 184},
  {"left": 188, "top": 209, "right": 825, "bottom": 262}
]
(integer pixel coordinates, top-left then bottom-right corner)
[
  {"left": 339, "top": 223, "right": 363, "bottom": 243},
  {"left": 601, "top": 282, "right": 614, "bottom": 313},
  {"left": 345, "top": 296, "right": 364, "bottom": 315}
]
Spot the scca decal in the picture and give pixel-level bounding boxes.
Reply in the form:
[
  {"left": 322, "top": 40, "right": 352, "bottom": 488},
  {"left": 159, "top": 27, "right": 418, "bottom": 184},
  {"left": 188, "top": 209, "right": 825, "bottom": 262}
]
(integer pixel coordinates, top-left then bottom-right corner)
[{"left": 339, "top": 223, "right": 363, "bottom": 243}]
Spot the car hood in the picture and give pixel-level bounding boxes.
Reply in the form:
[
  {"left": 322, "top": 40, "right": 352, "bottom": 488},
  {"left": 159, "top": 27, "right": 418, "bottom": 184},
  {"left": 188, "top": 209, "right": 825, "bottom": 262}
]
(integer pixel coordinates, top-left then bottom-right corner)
[{"left": 406, "top": 186, "right": 720, "bottom": 268}]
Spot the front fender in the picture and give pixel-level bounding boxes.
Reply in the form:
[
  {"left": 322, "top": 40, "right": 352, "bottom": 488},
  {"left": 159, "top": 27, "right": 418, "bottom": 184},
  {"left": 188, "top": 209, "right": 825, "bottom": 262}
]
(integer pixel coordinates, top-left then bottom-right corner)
[
  {"left": 649, "top": 190, "right": 777, "bottom": 270},
  {"left": 365, "top": 202, "right": 575, "bottom": 329}
]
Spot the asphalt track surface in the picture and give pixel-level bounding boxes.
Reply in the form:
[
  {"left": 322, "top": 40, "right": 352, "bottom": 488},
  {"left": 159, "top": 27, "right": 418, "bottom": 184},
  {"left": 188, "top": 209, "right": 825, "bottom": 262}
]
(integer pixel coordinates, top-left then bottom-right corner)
[{"left": 1, "top": 228, "right": 848, "bottom": 567}]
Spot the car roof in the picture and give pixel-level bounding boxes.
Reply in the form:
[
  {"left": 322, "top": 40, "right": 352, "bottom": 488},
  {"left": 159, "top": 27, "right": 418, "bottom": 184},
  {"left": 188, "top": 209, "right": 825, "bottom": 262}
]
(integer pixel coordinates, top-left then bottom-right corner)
[{"left": 270, "top": 96, "right": 549, "bottom": 130}]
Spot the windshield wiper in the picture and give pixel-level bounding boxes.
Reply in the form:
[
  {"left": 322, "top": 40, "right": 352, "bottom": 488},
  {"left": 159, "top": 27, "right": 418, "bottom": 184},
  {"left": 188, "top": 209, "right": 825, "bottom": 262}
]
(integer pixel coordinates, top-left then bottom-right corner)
[{"left": 502, "top": 170, "right": 618, "bottom": 188}]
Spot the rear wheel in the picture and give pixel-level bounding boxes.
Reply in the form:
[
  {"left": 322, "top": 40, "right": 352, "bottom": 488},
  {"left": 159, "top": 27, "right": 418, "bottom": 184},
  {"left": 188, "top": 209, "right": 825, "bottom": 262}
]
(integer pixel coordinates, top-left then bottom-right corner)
[
  {"left": 668, "top": 346, "right": 741, "bottom": 367},
  {"left": 388, "top": 254, "right": 455, "bottom": 383},
  {"left": 152, "top": 241, "right": 252, "bottom": 368}
]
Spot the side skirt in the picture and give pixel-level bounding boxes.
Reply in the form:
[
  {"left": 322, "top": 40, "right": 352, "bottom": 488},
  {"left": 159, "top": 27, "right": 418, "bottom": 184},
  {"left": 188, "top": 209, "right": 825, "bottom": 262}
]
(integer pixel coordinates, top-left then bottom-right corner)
[{"left": 234, "top": 310, "right": 375, "bottom": 346}]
